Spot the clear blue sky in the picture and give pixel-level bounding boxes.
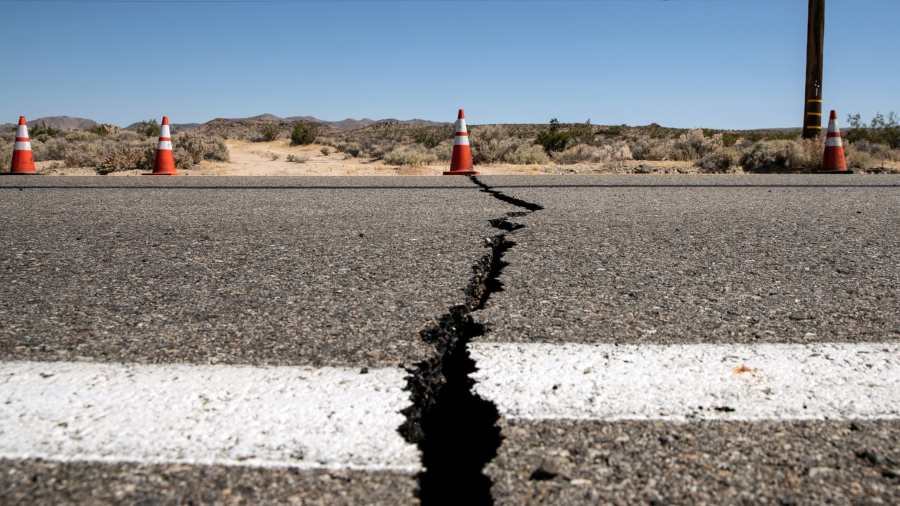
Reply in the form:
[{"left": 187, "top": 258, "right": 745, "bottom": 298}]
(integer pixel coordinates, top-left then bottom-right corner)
[{"left": 2, "top": 0, "right": 897, "bottom": 129}]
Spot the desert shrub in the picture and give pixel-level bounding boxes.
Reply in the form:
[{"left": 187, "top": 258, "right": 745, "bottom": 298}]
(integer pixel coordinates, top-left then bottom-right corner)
[
  {"left": 0, "top": 143, "right": 12, "bottom": 167},
  {"left": 90, "top": 124, "right": 120, "bottom": 137},
  {"left": 132, "top": 120, "right": 161, "bottom": 138},
  {"left": 335, "top": 141, "right": 361, "bottom": 157},
  {"left": 176, "top": 133, "right": 229, "bottom": 163},
  {"left": 29, "top": 123, "right": 62, "bottom": 139},
  {"left": 320, "top": 146, "right": 331, "bottom": 156},
  {"left": 554, "top": 142, "right": 632, "bottom": 165},
  {"left": 628, "top": 136, "right": 676, "bottom": 161},
  {"left": 535, "top": 119, "right": 574, "bottom": 153},
  {"left": 696, "top": 148, "right": 739, "bottom": 173},
  {"left": 504, "top": 144, "right": 550, "bottom": 165},
  {"left": 63, "top": 130, "right": 101, "bottom": 143},
  {"left": 849, "top": 140, "right": 897, "bottom": 160},
  {"left": 846, "top": 112, "right": 900, "bottom": 149},
  {"left": 257, "top": 123, "right": 281, "bottom": 142},
  {"left": 429, "top": 139, "right": 454, "bottom": 162},
  {"left": 845, "top": 145, "right": 875, "bottom": 171},
  {"left": 738, "top": 139, "right": 821, "bottom": 173},
  {"left": 290, "top": 122, "right": 319, "bottom": 145},
  {"left": 383, "top": 145, "right": 438, "bottom": 166},
  {"left": 412, "top": 128, "right": 445, "bottom": 148},
  {"left": 471, "top": 125, "right": 517, "bottom": 164},
  {"left": 96, "top": 144, "right": 154, "bottom": 175},
  {"left": 63, "top": 141, "right": 106, "bottom": 168},
  {"left": 670, "top": 129, "right": 723, "bottom": 161},
  {"left": 286, "top": 154, "right": 308, "bottom": 163}
]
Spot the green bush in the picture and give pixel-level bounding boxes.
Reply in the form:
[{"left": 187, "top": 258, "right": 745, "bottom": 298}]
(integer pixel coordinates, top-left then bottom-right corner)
[
  {"left": 133, "top": 120, "right": 161, "bottom": 138},
  {"left": 290, "top": 122, "right": 319, "bottom": 145},
  {"left": 846, "top": 112, "right": 900, "bottom": 149},
  {"left": 257, "top": 123, "right": 281, "bottom": 142},
  {"left": 535, "top": 119, "right": 573, "bottom": 154},
  {"left": 29, "top": 123, "right": 62, "bottom": 139}
]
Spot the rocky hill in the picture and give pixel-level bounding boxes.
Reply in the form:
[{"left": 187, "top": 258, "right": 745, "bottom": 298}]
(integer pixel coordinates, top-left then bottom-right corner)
[{"left": 30, "top": 116, "right": 98, "bottom": 131}]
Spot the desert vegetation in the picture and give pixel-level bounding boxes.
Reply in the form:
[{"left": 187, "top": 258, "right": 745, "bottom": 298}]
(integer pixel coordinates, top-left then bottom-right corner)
[
  {"left": 312, "top": 114, "right": 899, "bottom": 173},
  {"left": 4, "top": 112, "right": 898, "bottom": 174},
  {"left": 1, "top": 122, "right": 228, "bottom": 174}
]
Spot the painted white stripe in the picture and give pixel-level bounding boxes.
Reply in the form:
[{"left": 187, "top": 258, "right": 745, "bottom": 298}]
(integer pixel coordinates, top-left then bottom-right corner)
[
  {"left": 0, "top": 361, "right": 420, "bottom": 472},
  {"left": 470, "top": 343, "right": 900, "bottom": 422},
  {"left": 160, "top": 124, "right": 171, "bottom": 137},
  {"left": 13, "top": 141, "right": 32, "bottom": 150},
  {"left": 16, "top": 125, "right": 28, "bottom": 137},
  {"left": 454, "top": 137, "right": 470, "bottom": 146},
  {"left": 157, "top": 141, "right": 173, "bottom": 150},
  {"left": 826, "top": 137, "right": 844, "bottom": 148},
  {"left": 455, "top": 119, "right": 467, "bottom": 133}
]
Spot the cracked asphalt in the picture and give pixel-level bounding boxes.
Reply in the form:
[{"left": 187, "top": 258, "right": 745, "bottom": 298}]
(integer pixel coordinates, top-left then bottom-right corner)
[
  {"left": 2, "top": 175, "right": 899, "bottom": 504},
  {"left": 0, "top": 177, "right": 515, "bottom": 368},
  {"left": 476, "top": 175, "right": 900, "bottom": 505}
]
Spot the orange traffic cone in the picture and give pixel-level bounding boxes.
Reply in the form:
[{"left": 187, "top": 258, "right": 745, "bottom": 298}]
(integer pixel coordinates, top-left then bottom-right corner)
[
  {"left": 9, "top": 116, "right": 36, "bottom": 174},
  {"left": 822, "top": 110, "right": 849, "bottom": 173},
  {"left": 149, "top": 116, "right": 176, "bottom": 175},
  {"left": 444, "top": 108, "right": 478, "bottom": 176}
]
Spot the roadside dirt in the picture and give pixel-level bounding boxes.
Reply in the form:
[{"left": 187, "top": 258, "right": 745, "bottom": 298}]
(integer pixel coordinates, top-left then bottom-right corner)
[{"left": 34, "top": 140, "right": 899, "bottom": 176}]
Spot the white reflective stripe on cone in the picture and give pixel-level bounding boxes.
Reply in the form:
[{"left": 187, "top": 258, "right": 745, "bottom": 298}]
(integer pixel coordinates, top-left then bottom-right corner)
[
  {"left": 454, "top": 136, "right": 470, "bottom": 146},
  {"left": 14, "top": 142, "right": 32, "bottom": 150},
  {"left": 159, "top": 125, "right": 171, "bottom": 137},
  {"left": 825, "top": 137, "right": 844, "bottom": 148},
  {"left": 157, "top": 141, "right": 173, "bottom": 150},
  {"left": 455, "top": 119, "right": 467, "bottom": 132},
  {"left": 16, "top": 125, "right": 29, "bottom": 137}
]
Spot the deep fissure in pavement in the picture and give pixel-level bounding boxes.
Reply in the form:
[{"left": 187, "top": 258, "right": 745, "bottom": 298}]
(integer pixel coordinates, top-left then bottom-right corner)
[{"left": 399, "top": 177, "right": 543, "bottom": 505}]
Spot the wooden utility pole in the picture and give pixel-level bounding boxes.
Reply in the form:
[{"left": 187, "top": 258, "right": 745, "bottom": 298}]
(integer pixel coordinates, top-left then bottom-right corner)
[{"left": 803, "top": 0, "right": 825, "bottom": 138}]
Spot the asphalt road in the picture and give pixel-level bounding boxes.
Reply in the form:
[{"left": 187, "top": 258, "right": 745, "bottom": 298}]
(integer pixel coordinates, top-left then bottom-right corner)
[
  {"left": 475, "top": 175, "right": 900, "bottom": 505},
  {"left": 1, "top": 175, "right": 898, "bottom": 505},
  {"left": 0, "top": 177, "right": 514, "bottom": 367}
]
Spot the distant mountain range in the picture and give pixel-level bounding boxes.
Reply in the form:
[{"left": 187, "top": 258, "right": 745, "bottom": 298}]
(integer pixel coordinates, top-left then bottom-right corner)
[
  {"left": 199, "top": 114, "right": 444, "bottom": 130},
  {"left": 27, "top": 116, "right": 99, "bottom": 131},
  {"left": 1, "top": 114, "right": 445, "bottom": 132}
]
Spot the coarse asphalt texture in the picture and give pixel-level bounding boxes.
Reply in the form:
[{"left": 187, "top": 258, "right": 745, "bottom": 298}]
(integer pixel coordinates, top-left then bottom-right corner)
[
  {"left": 1, "top": 174, "right": 899, "bottom": 505},
  {"left": 473, "top": 174, "right": 900, "bottom": 505},
  {"left": 0, "top": 177, "right": 516, "bottom": 368}
]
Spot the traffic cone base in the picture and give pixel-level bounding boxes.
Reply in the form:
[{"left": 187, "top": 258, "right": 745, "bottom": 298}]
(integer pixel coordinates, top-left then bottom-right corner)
[
  {"left": 9, "top": 116, "right": 37, "bottom": 175},
  {"left": 821, "top": 110, "right": 851, "bottom": 174},
  {"left": 444, "top": 108, "right": 478, "bottom": 176},
  {"left": 145, "top": 115, "right": 177, "bottom": 175}
]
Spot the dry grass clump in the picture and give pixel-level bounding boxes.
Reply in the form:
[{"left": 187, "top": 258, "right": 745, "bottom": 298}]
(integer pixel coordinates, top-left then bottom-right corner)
[
  {"left": 470, "top": 125, "right": 549, "bottom": 165},
  {"left": 553, "top": 142, "right": 632, "bottom": 165},
  {"left": 628, "top": 129, "right": 723, "bottom": 162},
  {"left": 2, "top": 128, "right": 229, "bottom": 174},
  {"left": 696, "top": 148, "right": 740, "bottom": 173},
  {"left": 737, "top": 138, "right": 822, "bottom": 173},
  {"left": 177, "top": 132, "right": 230, "bottom": 164},
  {"left": 503, "top": 144, "right": 549, "bottom": 165},
  {"left": 383, "top": 145, "right": 438, "bottom": 166}
]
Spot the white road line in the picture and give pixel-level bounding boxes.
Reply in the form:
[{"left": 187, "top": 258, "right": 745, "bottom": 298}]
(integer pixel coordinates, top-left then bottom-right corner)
[
  {"left": 470, "top": 343, "right": 900, "bottom": 422},
  {"left": 0, "top": 361, "right": 420, "bottom": 472}
]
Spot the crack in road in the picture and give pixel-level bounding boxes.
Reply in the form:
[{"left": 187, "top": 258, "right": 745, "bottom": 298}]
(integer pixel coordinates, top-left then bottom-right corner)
[{"left": 398, "top": 176, "right": 543, "bottom": 505}]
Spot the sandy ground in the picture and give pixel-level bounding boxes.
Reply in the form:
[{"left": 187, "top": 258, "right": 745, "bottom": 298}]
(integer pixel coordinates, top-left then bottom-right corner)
[{"left": 34, "top": 139, "right": 900, "bottom": 176}]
